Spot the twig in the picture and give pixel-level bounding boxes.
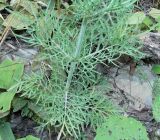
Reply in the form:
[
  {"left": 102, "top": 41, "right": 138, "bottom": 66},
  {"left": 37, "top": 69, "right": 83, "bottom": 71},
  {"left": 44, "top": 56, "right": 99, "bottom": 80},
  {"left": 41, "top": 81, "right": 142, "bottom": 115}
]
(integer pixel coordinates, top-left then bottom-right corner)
[
  {"left": 5, "top": 42, "right": 17, "bottom": 50},
  {"left": 57, "top": 123, "right": 64, "bottom": 140},
  {"left": 0, "top": 27, "right": 10, "bottom": 48}
]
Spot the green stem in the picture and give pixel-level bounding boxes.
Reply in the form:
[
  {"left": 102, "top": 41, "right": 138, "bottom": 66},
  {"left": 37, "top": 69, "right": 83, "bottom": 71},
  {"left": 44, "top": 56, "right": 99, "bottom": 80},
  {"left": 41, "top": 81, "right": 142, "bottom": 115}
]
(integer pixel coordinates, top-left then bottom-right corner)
[{"left": 57, "top": 19, "right": 86, "bottom": 140}]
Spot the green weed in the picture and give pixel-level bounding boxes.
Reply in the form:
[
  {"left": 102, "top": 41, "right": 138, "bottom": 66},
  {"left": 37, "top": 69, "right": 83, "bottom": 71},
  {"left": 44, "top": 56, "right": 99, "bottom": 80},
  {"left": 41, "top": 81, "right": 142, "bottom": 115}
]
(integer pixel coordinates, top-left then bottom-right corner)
[{"left": 18, "top": 0, "right": 144, "bottom": 139}]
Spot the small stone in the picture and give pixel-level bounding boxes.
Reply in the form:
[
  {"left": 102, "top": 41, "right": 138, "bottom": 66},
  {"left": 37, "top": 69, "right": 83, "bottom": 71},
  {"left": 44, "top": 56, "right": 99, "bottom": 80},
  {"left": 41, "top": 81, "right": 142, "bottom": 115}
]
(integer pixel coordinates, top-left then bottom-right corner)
[
  {"left": 155, "top": 129, "right": 160, "bottom": 137},
  {"left": 140, "top": 32, "right": 160, "bottom": 59}
]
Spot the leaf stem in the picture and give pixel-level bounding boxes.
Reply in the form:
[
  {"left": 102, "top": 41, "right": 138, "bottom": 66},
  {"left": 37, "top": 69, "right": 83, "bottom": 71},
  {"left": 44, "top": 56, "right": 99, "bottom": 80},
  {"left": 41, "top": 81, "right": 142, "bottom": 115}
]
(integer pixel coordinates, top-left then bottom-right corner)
[{"left": 57, "top": 19, "right": 86, "bottom": 140}]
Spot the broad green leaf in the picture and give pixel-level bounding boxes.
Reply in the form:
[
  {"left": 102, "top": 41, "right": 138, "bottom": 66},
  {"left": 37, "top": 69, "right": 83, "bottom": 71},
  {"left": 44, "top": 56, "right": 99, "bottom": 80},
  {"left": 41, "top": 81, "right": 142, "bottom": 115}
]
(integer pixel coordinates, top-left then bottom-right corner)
[
  {"left": 95, "top": 115, "right": 149, "bottom": 140},
  {"left": 3, "top": 11, "right": 34, "bottom": 29},
  {"left": 143, "top": 17, "right": 153, "bottom": 27},
  {"left": 11, "top": 0, "right": 39, "bottom": 16},
  {"left": 0, "top": 3, "right": 7, "bottom": 10},
  {"left": 12, "top": 97, "right": 28, "bottom": 112},
  {"left": 0, "top": 0, "right": 5, "bottom": 2},
  {"left": 127, "top": 12, "right": 146, "bottom": 25},
  {"left": 17, "top": 135, "right": 40, "bottom": 140},
  {"left": 0, "top": 91, "right": 15, "bottom": 113},
  {"left": 0, "top": 59, "right": 24, "bottom": 89},
  {"left": 149, "top": 8, "right": 160, "bottom": 20},
  {"left": 0, "top": 0, "right": 7, "bottom": 10},
  {"left": 152, "top": 65, "right": 160, "bottom": 74},
  {"left": 156, "top": 23, "right": 160, "bottom": 31},
  {"left": 0, "top": 122, "right": 15, "bottom": 140}
]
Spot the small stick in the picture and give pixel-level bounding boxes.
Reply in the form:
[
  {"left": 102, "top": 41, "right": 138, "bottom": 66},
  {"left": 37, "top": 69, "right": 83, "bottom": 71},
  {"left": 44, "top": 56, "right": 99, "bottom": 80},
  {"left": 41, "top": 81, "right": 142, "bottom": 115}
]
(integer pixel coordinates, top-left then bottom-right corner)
[
  {"left": 5, "top": 42, "right": 17, "bottom": 50},
  {"left": 0, "top": 26, "right": 10, "bottom": 48}
]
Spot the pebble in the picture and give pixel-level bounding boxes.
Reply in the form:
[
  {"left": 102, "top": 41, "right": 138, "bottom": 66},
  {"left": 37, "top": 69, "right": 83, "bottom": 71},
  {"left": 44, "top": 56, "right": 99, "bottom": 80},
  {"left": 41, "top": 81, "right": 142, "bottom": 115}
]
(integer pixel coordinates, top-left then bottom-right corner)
[{"left": 155, "top": 129, "right": 160, "bottom": 137}]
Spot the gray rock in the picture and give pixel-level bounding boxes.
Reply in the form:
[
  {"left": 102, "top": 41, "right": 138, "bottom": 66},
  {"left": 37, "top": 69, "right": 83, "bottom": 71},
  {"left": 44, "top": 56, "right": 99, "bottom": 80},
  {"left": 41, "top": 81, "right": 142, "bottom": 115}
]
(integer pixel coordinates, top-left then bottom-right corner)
[
  {"left": 114, "top": 65, "right": 156, "bottom": 111},
  {"left": 14, "top": 48, "right": 38, "bottom": 61},
  {"left": 140, "top": 32, "right": 160, "bottom": 59},
  {"left": 155, "top": 129, "right": 160, "bottom": 137}
]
